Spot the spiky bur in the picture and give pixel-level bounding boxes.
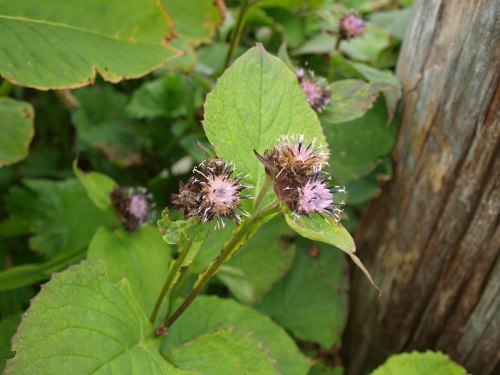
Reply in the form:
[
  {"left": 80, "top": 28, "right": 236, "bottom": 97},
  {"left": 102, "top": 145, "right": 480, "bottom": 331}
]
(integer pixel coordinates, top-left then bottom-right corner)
[
  {"left": 111, "top": 186, "right": 153, "bottom": 232},
  {"left": 171, "top": 158, "right": 249, "bottom": 227},
  {"left": 295, "top": 68, "right": 332, "bottom": 113},
  {"left": 255, "top": 135, "right": 345, "bottom": 222},
  {"left": 338, "top": 12, "right": 365, "bottom": 40}
]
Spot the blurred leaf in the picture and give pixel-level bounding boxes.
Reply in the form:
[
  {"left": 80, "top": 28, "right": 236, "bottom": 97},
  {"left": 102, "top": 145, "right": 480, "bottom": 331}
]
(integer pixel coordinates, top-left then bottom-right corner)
[
  {"left": 0, "top": 287, "right": 34, "bottom": 315},
  {"left": 340, "top": 25, "right": 391, "bottom": 62},
  {"left": 5, "top": 261, "right": 181, "bottom": 374},
  {"left": 73, "top": 161, "right": 117, "bottom": 212},
  {"left": 257, "top": 239, "right": 349, "bottom": 348},
  {"left": 203, "top": 45, "right": 326, "bottom": 196},
  {"left": 309, "top": 364, "right": 344, "bottom": 375},
  {"left": 324, "top": 99, "right": 397, "bottom": 181},
  {"left": 370, "top": 8, "right": 412, "bottom": 40},
  {"left": 371, "top": 351, "right": 467, "bottom": 375},
  {"left": 325, "top": 79, "right": 382, "bottom": 124},
  {"left": 0, "top": 98, "right": 34, "bottom": 167},
  {"left": 73, "top": 86, "right": 146, "bottom": 167},
  {"left": 4, "top": 179, "right": 112, "bottom": 257},
  {"left": 162, "top": 0, "right": 224, "bottom": 46},
  {"left": 87, "top": 226, "right": 171, "bottom": 322},
  {"left": 0, "top": 0, "right": 180, "bottom": 89},
  {"left": 163, "top": 38, "right": 197, "bottom": 73},
  {"left": 127, "top": 71, "right": 187, "bottom": 119},
  {"left": 169, "top": 327, "right": 279, "bottom": 375},
  {"left": 0, "top": 247, "right": 86, "bottom": 292},
  {"left": 292, "top": 32, "right": 336, "bottom": 56},
  {"left": 0, "top": 315, "right": 20, "bottom": 372},
  {"left": 345, "top": 175, "right": 381, "bottom": 205},
  {"left": 283, "top": 210, "right": 379, "bottom": 293},
  {"left": 162, "top": 296, "right": 312, "bottom": 375},
  {"left": 218, "top": 216, "right": 296, "bottom": 304}
]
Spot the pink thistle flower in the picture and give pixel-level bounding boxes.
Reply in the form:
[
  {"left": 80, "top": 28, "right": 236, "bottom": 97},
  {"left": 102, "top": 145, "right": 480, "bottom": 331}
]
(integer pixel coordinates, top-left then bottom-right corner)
[
  {"left": 339, "top": 13, "right": 365, "bottom": 40},
  {"left": 111, "top": 186, "right": 153, "bottom": 232},
  {"left": 129, "top": 193, "right": 149, "bottom": 222}
]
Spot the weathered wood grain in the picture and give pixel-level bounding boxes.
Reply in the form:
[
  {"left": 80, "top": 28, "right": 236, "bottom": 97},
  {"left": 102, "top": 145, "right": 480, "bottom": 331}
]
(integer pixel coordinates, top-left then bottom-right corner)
[{"left": 343, "top": 1, "right": 500, "bottom": 374}]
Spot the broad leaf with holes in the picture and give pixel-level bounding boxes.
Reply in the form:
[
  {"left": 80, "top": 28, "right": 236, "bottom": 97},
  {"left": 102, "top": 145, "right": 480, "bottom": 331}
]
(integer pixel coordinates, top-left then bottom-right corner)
[
  {"left": 0, "top": 0, "right": 180, "bottom": 89},
  {"left": 203, "top": 45, "right": 326, "bottom": 195},
  {"left": 0, "top": 98, "right": 34, "bottom": 167}
]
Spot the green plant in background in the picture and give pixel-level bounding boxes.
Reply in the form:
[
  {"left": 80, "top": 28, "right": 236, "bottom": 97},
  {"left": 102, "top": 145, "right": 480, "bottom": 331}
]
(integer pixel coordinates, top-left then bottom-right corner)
[{"left": 0, "top": 0, "right": 457, "bottom": 374}]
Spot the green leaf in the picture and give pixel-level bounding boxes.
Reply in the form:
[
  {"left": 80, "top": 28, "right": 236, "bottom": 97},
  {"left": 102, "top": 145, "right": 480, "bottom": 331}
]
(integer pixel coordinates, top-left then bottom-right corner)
[
  {"left": 0, "top": 0, "right": 180, "bottom": 89},
  {"left": 340, "top": 25, "right": 391, "bottom": 62},
  {"left": 162, "top": 296, "right": 312, "bottom": 375},
  {"left": 157, "top": 209, "right": 212, "bottom": 245},
  {"left": 0, "top": 315, "right": 20, "bottom": 372},
  {"left": 371, "top": 351, "right": 467, "bottom": 375},
  {"left": 370, "top": 8, "right": 412, "bottom": 40},
  {"left": 203, "top": 44, "right": 326, "bottom": 195},
  {"left": 257, "top": 239, "right": 348, "bottom": 348},
  {"left": 87, "top": 226, "right": 172, "bottom": 320},
  {"left": 309, "top": 364, "right": 344, "bottom": 375},
  {"left": 72, "top": 85, "right": 147, "bottom": 167},
  {"left": 73, "top": 161, "right": 117, "bottom": 211},
  {"left": 218, "top": 216, "right": 296, "bottom": 304},
  {"left": 283, "top": 211, "right": 380, "bottom": 293},
  {"left": 0, "top": 98, "right": 34, "bottom": 167},
  {"left": 0, "top": 247, "right": 86, "bottom": 292},
  {"left": 323, "top": 99, "right": 397, "bottom": 181},
  {"left": 161, "top": 0, "right": 223, "bottom": 46},
  {"left": 163, "top": 38, "right": 197, "bottom": 73},
  {"left": 324, "top": 79, "right": 382, "bottom": 124},
  {"left": 126, "top": 71, "right": 188, "bottom": 119},
  {"left": 5, "top": 261, "right": 181, "bottom": 374},
  {"left": 169, "top": 327, "right": 280, "bottom": 375},
  {"left": 4, "top": 179, "right": 113, "bottom": 257}
]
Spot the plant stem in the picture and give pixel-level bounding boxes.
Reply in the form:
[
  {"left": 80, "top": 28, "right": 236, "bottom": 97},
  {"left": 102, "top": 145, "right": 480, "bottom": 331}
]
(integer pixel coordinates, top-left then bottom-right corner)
[
  {"left": 334, "top": 37, "right": 342, "bottom": 52},
  {"left": 253, "top": 174, "right": 273, "bottom": 212},
  {"left": 149, "top": 237, "right": 193, "bottom": 323},
  {"left": 223, "top": 0, "right": 250, "bottom": 70},
  {"left": 163, "top": 200, "right": 280, "bottom": 329}
]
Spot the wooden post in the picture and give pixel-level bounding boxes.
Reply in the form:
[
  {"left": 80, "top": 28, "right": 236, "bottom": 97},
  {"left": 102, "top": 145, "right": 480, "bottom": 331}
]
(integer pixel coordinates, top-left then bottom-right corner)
[{"left": 343, "top": 1, "right": 499, "bottom": 374}]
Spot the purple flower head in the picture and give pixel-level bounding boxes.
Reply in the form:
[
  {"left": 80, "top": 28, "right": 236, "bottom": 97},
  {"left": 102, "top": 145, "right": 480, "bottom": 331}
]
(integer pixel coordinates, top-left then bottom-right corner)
[
  {"left": 172, "top": 158, "right": 249, "bottom": 227},
  {"left": 296, "top": 69, "right": 331, "bottom": 113},
  {"left": 129, "top": 193, "right": 149, "bottom": 222},
  {"left": 295, "top": 175, "right": 345, "bottom": 221},
  {"left": 111, "top": 186, "right": 153, "bottom": 232},
  {"left": 339, "top": 13, "right": 365, "bottom": 40}
]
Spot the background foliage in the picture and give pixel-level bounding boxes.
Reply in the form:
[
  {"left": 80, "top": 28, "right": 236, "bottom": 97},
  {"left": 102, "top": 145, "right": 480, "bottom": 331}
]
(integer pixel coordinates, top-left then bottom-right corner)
[{"left": 0, "top": 0, "right": 467, "bottom": 373}]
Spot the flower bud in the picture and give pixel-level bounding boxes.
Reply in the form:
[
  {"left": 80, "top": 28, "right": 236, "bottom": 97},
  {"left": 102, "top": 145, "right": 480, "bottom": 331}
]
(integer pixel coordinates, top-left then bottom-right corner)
[
  {"left": 338, "top": 13, "right": 365, "bottom": 40},
  {"left": 296, "top": 68, "right": 331, "bottom": 113}
]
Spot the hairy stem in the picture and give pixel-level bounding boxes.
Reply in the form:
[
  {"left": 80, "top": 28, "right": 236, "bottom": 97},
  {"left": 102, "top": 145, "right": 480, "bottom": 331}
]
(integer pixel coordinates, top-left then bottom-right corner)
[
  {"left": 163, "top": 200, "right": 280, "bottom": 329},
  {"left": 149, "top": 237, "right": 193, "bottom": 324}
]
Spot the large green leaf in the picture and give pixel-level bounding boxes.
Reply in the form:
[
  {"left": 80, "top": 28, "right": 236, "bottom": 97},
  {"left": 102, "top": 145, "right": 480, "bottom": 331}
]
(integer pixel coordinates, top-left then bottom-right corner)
[
  {"left": 0, "top": 98, "right": 34, "bottom": 167},
  {"left": 5, "top": 261, "right": 181, "bottom": 374},
  {"left": 169, "top": 327, "right": 279, "bottom": 374},
  {"left": 162, "top": 296, "right": 312, "bottom": 375},
  {"left": 324, "top": 99, "right": 397, "bottom": 181},
  {"left": 4, "top": 179, "right": 113, "bottom": 257},
  {"left": 0, "top": 0, "right": 180, "bottom": 89},
  {"left": 218, "top": 216, "right": 296, "bottom": 304},
  {"left": 257, "top": 240, "right": 348, "bottom": 348},
  {"left": 203, "top": 45, "right": 326, "bottom": 194},
  {"left": 371, "top": 351, "right": 467, "bottom": 375},
  {"left": 87, "top": 226, "right": 172, "bottom": 322},
  {"left": 161, "top": 0, "right": 223, "bottom": 46}
]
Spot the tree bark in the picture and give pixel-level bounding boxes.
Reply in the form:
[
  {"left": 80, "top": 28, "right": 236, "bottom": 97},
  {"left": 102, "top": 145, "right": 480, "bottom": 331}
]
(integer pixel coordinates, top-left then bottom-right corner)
[{"left": 344, "top": 1, "right": 499, "bottom": 374}]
